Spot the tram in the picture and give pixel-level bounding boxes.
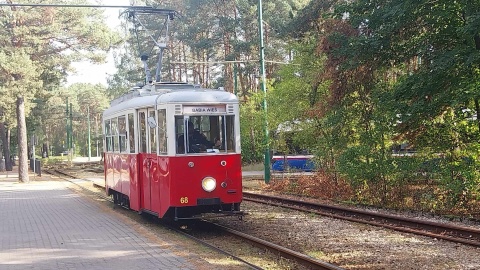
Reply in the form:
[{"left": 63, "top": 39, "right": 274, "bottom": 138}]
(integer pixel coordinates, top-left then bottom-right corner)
[{"left": 102, "top": 82, "right": 243, "bottom": 220}]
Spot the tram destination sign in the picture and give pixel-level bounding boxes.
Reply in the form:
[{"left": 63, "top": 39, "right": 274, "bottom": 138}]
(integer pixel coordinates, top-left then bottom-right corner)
[{"left": 183, "top": 105, "right": 226, "bottom": 114}]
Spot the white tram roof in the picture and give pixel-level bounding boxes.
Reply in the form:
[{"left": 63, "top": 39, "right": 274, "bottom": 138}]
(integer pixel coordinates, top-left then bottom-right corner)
[{"left": 103, "top": 82, "right": 238, "bottom": 117}]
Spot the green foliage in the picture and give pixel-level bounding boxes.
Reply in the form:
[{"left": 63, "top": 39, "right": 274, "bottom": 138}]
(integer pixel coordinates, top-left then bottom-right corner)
[
  {"left": 434, "top": 151, "right": 480, "bottom": 207},
  {"left": 0, "top": 1, "right": 119, "bottom": 168},
  {"left": 239, "top": 35, "right": 328, "bottom": 164},
  {"left": 282, "top": 0, "right": 337, "bottom": 38},
  {"left": 65, "top": 83, "right": 110, "bottom": 156},
  {"left": 3, "top": 0, "right": 476, "bottom": 213},
  {"left": 106, "top": 46, "right": 145, "bottom": 98},
  {"left": 267, "top": 38, "right": 328, "bottom": 159},
  {"left": 111, "top": 0, "right": 315, "bottom": 167},
  {"left": 268, "top": 39, "right": 323, "bottom": 125},
  {"left": 280, "top": 0, "right": 480, "bottom": 210},
  {"left": 111, "top": 0, "right": 309, "bottom": 94},
  {"left": 42, "top": 156, "right": 68, "bottom": 166},
  {"left": 24, "top": 83, "right": 110, "bottom": 157},
  {"left": 240, "top": 92, "right": 266, "bottom": 164}
]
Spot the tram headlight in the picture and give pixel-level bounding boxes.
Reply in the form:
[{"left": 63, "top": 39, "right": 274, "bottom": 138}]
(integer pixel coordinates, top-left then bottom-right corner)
[{"left": 202, "top": 177, "right": 216, "bottom": 192}]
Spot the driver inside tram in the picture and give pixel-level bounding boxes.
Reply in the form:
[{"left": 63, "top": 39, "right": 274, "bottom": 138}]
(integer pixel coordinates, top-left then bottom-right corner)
[{"left": 178, "top": 121, "right": 215, "bottom": 153}]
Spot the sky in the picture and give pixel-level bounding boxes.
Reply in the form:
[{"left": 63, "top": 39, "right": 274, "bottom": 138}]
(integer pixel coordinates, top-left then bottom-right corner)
[{"left": 66, "top": 0, "right": 131, "bottom": 87}]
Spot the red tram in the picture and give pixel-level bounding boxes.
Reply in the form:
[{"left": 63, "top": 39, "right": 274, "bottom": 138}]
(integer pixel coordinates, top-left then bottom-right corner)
[{"left": 102, "top": 82, "right": 243, "bottom": 220}]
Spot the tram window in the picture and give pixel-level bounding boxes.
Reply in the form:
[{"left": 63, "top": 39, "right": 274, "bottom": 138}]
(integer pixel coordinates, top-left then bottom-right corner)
[
  {"left": 175, "top": 116, "right": 185, "bottom": 154},
  {"left": 118, "top": 116, "right": 127, "bottom": 153},
  {"left": 189, "top": 116, "right": 212, "bottom": 140},
  {"left": 225, "top": 115, "right": 236, "bottom": 152},
  {"left": 158, "top": 109, "right": 167, "bottom": 154},
  {"left": 104, "top": 119, "right": 112, "bottom": 152},
  {"left": 128, "top": 113, "right": 135, "bottom": 153},
  {"left": 149, "top": 110, "right": 157, "bottom": 153},
  {"left": 200, "top": 117, "right": 211, "bottom": 139},
  {"left": 138, "top": 111, "right": 146, "bottom": 153},
  {"left": 209, "top": 115, "right": 223, "bottom": 151},
  {"left": 175, "top": 115, "right": 235, "bottom": 154},
  {"left": 111, "top": 117, "right": 119, "bottom": 152}
]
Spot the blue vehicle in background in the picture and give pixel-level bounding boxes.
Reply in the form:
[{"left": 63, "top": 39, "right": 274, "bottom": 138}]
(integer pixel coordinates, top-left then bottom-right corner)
[
  {"left": 272, "top": 120, "right": 317, "bottom": 172},
  {"left": 271, "top": 155, "right": 316, "bottom": 172}
]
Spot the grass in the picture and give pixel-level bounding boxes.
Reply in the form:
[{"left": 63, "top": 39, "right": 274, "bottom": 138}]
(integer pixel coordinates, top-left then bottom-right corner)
[
  {"left": 41, "top": 156, "right": 69, "bottom": 165},
  {"left": 241, "top": 162, "right": 265, "bottom": 171}
]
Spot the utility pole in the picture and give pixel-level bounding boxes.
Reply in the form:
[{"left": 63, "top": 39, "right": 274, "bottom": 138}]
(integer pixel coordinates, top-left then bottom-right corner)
[
  {"left": 31, "top": 134, "right": 35, "bottom": 176},
  {"left": 69, "top": 102, "right": 73, "bottom": 161},
  {"left": 96, "top": 115, "right": 100, "bottom": 157},
  {"left": 234, "top": 63, "right": 238, "bottom": 96},
  {"left": 66, "top": 98, "right": 69, "bottom": 154},
  {"left": 258, "top": 0, "right": 271, "bottom": 183},
  {"left": 87, "top": 106, "right": 91, "bottom": 161}
]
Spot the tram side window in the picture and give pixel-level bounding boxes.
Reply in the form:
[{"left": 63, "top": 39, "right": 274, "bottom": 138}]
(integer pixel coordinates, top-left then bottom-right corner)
[
  {"left": 139, "top": 112, "right": 146, "bottom": 153},
  {"left": 225, "top": 115, "right": 236, "bottom": 152},
  {"left": 149, "top": 111, "right": 157, "bottom": 153},
  {"left": 111, "top": 118, "right": 119, "bottom": 152},
  {"left": 105, "top": 119, "right": 112, "bottom": 152},
  {"left": 209, "top": 115, "right": 223, "bottom": 151},
  {"left": 128, "top": 113, "right": 135, "bottom": 153},
  {"left": 158, "top": 109, "right": 167, "bottom": 154},
  {"left": 175, "top": 117, "right": 185, "bottom": 154},
  {"left": 118, "top": 116, "right": 127, "bottom": 153}
]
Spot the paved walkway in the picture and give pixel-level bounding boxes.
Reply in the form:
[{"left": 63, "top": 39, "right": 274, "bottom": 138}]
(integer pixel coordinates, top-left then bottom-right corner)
[{"left": 0, "top": 169, "right": 198, "bottom": 270}]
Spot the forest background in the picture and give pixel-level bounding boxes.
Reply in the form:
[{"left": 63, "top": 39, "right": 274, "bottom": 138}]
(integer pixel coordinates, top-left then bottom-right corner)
[{"left": 0, "top": 0, "right": 479, "bottom": 217}]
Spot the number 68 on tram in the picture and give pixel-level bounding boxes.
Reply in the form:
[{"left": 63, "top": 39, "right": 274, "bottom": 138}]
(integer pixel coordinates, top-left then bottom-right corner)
[{"left": 102, "top": 82, "right": 243, "bottom": 220}]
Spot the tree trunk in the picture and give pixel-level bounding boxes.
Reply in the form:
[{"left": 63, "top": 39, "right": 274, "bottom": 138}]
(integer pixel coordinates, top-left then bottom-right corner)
[
  {"left": 0, "top": 122, "right": 9, "bottom": 170},
  {"left": 0, "top": 121, "right": 12, "bottom": 171},
  {"left": 0, "top": 109, "right": 10, "bottom": 170},
  {"left": 44, "top": 122, "right": 49, "bottom": 158},
  {"left": 171, "top": 45, "right": 177, "bottom": 82},
  {"left": 202, "top": 50, "right": 207, "bottom": 86},
  {"left": 17, "top": 96, "right": 29, "bottom": 183},
  {"left": 182, "top": 43, "right": 187, "bottom": 82},
  {"left": 7, "top": 128, "right": 13, "bottom": 167}
]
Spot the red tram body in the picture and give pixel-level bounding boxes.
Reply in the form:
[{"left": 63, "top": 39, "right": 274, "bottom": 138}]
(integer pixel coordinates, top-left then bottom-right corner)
[{"left": 103, "top": 83, "right": 242, "bottom": 219}]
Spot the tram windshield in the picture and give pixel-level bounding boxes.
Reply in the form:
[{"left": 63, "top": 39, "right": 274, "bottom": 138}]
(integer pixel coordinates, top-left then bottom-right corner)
[{"left": 176, "top": 115, "right": 235, "bottom": 154}]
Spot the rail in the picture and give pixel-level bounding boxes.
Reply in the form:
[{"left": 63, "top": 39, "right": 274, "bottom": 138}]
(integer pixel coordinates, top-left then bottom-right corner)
[{"left": 243, "top": 192, "right": 480, "bottom": 247}]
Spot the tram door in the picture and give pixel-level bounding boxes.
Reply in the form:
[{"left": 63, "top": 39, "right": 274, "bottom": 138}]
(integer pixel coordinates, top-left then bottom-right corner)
[{"left": 138, "top": 108, "right": 158, "bottom": 212}]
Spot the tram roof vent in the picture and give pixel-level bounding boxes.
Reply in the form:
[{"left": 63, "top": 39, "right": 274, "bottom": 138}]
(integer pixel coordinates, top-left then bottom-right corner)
[
  {"left": 154, "top": 82, "right": 197, "bottom": 91},
  {"left": 227, "top": 104, "right": 235, "bottom": 114},
  {"left": 174, "top": 104, "right": 182, "bottom": 115}
]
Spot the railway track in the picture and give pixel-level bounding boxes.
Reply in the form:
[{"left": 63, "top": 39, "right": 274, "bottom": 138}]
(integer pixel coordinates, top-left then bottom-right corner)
[
  {"left": 191, "top": 220, "right": 343, "bottom": 270},
  {"left": 45, "top": 169, "right": 344, "bottom": 270},
  {"left": 48, "top": 165, "right": 480, "bottom": 248},
  {"left": 243, "top": 192, "right": 480, "bottom": 247}
]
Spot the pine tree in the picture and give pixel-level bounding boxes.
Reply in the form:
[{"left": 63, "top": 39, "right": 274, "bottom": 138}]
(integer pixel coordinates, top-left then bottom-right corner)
[{"left": 0, "top": 1, "right": 120, "bottom": 182}]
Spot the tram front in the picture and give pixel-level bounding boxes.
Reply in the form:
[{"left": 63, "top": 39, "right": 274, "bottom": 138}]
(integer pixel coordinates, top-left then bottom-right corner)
[{"left": 155, "top": 88, "right": 242, "bottom": 220}]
